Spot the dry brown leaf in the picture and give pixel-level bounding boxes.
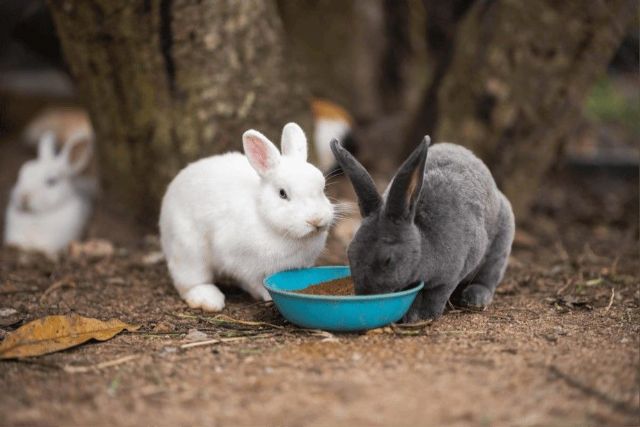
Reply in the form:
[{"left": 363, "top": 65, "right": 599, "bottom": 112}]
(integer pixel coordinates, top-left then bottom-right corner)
[{"left": 0, "top": 314, "right": 140, "bottom": 359}]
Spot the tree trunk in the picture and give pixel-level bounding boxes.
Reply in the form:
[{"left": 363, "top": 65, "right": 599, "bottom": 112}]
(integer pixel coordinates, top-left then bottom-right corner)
[
  {"left": 407, "top": 0, "right": 635, "bottom": 218},
  {"left": 47, "top": 0, "right": 310, "bottom": 220}
]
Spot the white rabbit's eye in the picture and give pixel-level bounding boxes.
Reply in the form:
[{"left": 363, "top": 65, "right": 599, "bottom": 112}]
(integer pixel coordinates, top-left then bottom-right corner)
[
  {"left": 46, "top": 177, "right": 58, "bottom": 187},
  {"left": 279, "top": 189, "right": 289, "bottom": 200}
]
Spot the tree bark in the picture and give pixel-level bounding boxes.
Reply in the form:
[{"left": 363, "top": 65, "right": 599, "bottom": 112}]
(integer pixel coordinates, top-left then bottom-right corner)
[
  {"left": 406, "top": 0, "right": 635, "bottom": 218},
  {"left": 47, "top": 0, "right": 310, "bottom": 220}
]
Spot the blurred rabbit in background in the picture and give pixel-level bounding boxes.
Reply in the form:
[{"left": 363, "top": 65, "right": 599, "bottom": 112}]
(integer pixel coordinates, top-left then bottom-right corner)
[
  {"left": 311, "top": 98, "right": 358, "bottom": 172},
  {"left": 4, "top": 127, "right": 97, "bottom": 258}
]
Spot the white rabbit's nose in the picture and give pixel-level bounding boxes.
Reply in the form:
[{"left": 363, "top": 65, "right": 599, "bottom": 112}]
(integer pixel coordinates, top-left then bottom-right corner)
[{"left": 306, "top": 218, "right": 323, "bottom": 230}]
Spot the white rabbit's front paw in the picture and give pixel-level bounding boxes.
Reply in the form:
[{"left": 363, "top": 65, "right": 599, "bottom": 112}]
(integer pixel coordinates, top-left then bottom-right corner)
[
  {"left": 183, "top": 284, "right": 225, "bottom": 312},
  {"left": 257, "top": 286, "right": 272, "bottom": 302}
]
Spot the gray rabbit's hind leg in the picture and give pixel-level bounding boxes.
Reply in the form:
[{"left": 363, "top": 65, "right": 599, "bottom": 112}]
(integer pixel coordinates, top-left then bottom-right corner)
[{"left": 456, "top": 203, "right": 514, "bottom": 310}]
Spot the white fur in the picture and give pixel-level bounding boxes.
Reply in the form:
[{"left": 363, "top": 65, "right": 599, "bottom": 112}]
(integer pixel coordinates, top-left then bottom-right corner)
[
  {"left": 314, "top": 117, "right": 351, "bottom": 171},
  {"left": 159, "top": 123, "right": 334, "bottom": 311},
  {"left": 4, "top": 131, "right": 95, "bottom": 257}
]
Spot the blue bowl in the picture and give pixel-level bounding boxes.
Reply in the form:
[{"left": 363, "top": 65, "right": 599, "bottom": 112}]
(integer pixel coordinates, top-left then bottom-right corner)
[{"left": 264, "top": 266, "right": 424, "bottom": 332}]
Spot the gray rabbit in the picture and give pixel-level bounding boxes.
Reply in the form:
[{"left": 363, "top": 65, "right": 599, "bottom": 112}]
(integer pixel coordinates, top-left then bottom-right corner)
[{"left": 330, "top": 137, "right": 515, "bottom": 321}]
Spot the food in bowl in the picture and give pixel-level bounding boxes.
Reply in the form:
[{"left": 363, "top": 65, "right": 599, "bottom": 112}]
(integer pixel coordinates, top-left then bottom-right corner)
[{"left": 294, "top": 277, "right": 355, "bottom": 296}]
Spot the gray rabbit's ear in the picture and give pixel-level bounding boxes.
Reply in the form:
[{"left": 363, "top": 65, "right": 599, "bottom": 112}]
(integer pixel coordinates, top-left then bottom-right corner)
[
  {"left": 385, "top": 136, "right": 430, "bottom": 219},
  {"left": 330, "top": 139, "right": 381, "bottom": 217}
]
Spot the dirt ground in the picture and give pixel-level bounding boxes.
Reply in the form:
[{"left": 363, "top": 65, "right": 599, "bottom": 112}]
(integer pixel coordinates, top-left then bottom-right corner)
[{"left": 0, "top": 134, "right": 639, "bottom": 426}]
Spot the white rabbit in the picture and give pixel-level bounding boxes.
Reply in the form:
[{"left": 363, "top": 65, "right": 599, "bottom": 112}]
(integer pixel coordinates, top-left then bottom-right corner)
[
  {"left": 4, "top": 131, "right": 96, "bottom": 257},
  {"left": 159, "top": 123, "right": 334, "bottom": 312}
]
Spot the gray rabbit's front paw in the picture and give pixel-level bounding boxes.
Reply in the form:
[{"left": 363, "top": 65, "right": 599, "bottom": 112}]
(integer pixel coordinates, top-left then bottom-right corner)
[
  {"left": 459, "top": 284, "right": 493, "bottom": 310},
  {"left": 402, "top": 285, "right": 453, "bottom": 322},
  {"left": 402, "top": 308, "right": 439, "bottom": 323},
  {"left": 402, "top": 300, "right": 445, "bottom": 323}
]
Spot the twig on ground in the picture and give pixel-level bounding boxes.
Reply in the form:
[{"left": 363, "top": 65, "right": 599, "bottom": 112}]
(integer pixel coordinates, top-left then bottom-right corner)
[
  {"left": 167, "top": 312, "right": 359, "bottom": 341},
  {"left": 170, "top": 312, "right": 285, "bottom": 330},
  {"left": 212, "top": 314, "right": 285, "bottom": 329},
  {"left": 63, "top": 354, "right": 140, "bottom": 373},
  {"left": 40, "top": 277, "right": 75, "bottom": 302},
  {"left": 180, "top": 333, "right": 275, "bottom": 349},
  {"left": 604, "top": 288, "right": 615, "bottom": 314}
]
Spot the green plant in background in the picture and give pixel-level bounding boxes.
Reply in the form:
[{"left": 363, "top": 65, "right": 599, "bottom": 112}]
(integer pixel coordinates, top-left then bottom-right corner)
[{"left": 585, "top": 76, "right": 640, "bottom": 136}]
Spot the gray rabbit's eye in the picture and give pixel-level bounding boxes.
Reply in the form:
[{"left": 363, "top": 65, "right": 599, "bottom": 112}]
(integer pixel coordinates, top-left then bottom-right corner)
[
  {"left": 46, "top": 177, "right": 58, "bottom": 187},
  {"left": 279, "top": 189, "right": 289, "bottom": 200}
]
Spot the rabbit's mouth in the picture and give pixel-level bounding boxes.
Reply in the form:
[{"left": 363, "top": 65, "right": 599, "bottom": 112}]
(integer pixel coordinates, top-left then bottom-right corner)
[{"left": 303, "top": 223, "right": 329, "bottom": 237}]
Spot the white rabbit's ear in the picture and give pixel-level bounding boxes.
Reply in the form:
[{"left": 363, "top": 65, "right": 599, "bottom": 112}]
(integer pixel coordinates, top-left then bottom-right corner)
[
  {"left": 38, "top": 132, "right": 57, "bottom": 160},
  {"left": 243, "top": 130, "right": 281, "bottom": 176},
  {"left": 280, "top": 122, "right": 307, "bottom": 161},
  {"left": 61, "top": 130, "right": 94, "bottom": 176}
]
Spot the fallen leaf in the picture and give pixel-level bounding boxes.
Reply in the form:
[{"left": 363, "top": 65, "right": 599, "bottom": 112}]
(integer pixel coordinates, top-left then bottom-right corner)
[
  {"left": 0, "top": 314, "right": 140, "bottom": 359},
  {"left": 68, "top": 239, "right": 115, "bottom": 259}
]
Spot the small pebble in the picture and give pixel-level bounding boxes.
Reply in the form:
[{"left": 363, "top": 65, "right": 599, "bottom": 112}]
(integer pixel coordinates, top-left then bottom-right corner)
[
  {"left": 152, "top": 322, "right": 174, "bottom": 333},
  {"left": 0, "top": 308, "right": 18, "bottom": 317},
  {"left": 185, "top": 329, "right": 208, "bottom": 342}
]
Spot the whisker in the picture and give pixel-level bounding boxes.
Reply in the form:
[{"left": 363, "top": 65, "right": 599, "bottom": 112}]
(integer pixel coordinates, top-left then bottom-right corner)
[
  {"left": 332, "top": 203, "right": 357, "bottom": 213},
  {"left": 324, "top": 169, "right": 344, "bottom": 180}
]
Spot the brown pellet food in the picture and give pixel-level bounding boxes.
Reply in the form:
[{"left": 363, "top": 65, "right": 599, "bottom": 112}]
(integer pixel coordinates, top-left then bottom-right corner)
[{"left": 295, "top": 277, "right": 355, "bottom": 296}]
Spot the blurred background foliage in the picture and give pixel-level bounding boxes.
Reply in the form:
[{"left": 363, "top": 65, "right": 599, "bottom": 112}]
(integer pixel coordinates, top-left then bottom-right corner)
[{"left": 586, "top": 77, "right": 640, "bottom": 136}]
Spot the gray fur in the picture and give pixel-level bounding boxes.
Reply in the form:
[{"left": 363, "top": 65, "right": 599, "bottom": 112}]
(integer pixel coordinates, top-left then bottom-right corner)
[{"left": 330, "top": 138, "right": 515, "bottom": 321}]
